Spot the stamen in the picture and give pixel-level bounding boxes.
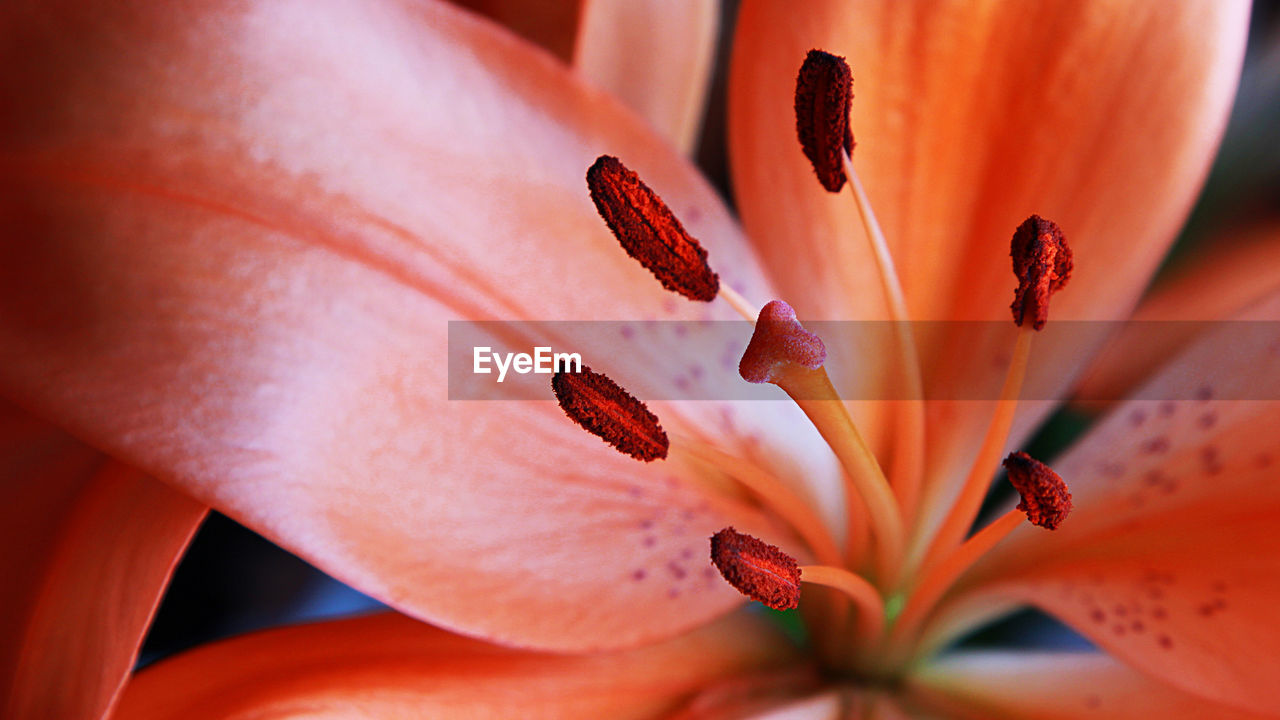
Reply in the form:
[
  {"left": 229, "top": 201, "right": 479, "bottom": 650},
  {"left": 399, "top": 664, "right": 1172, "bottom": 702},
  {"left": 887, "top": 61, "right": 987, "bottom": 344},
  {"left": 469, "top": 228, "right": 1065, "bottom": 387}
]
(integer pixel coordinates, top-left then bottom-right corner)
[
  {"left": 551, "top": 365, "right": 668, "bottom": 461},
  {"left": 887, "top": 454, "right": 1071, "bottom": 658},
  {"left": 717, "top": 283, "right": 761, "bottom": 322},
  {"left": 586, "top": 155, "right": 720, "bottom": 302},
  {"left": 738, "top": 301, "right": 904, "bottom": 581},
  {"left": 840, "top": 152, "right": 925, "bottom": 523},
  {"left": 738, "top": 300, "right": 826, "bottom": 383},
  {"left": 794, "top": 50, "right": 854, "bottom": 192},
  {"left": 1003, "top": 452, "right": 1072, "bottom": 530},
  {"left": 710, "top": 527, "right": 801, "bottom": 611},
  {"left": 673, "top": 442, "right": 844, "bottom": 568},
  {"left": 798, "top": 564, "right": 886, "bottom": 642},
  {"left": 794, "top": 48, "right": 925, "bottom": 521},
  {"left": 908, "top": 327, "right": 1032, "bottom": 573},
  {"left": 909, "top": 216, "right": 1064, "bottom": 573},
  {"left": 1010, "top": 215, "right": 1072, "bottom": 331}
]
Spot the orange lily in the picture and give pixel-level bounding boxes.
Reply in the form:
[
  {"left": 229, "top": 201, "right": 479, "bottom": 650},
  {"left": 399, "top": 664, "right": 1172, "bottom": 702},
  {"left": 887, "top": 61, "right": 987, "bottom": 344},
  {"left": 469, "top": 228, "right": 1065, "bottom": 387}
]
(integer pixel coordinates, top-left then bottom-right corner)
[{"left": 1, "top": 0, "right": 1273, "bottom": 718}]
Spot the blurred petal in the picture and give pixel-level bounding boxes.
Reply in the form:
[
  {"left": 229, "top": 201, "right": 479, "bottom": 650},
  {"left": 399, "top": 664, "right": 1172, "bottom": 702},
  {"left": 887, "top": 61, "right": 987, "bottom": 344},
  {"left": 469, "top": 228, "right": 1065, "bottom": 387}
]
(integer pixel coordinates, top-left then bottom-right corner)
[
  {"left": 0, "top": 0, "right": 824, "bottom": 651},
  {"left": 115, "top": 610, "right": 796, "bottom": 720},
  {"left": 448, "top": 0, "right": 584, "bottom": 63},
  {"left": 729, "top": 0, "right": 1250, "bottom": 521},
  {"left": 0, "top": 401, "right": 205, "bottom": 720},
  {"left": 913, "top": 652, "right": 1274, "bottom": 719},
  {"left": 575, "top": 0, "right": 720, "bottom": 154},
  {"left": 941, "top": 289, "right": 1280, "bottom": 713},
  {"left": 1075, "top": 223, "right": 1280, "bottom": 405},
  {"left": 738, "top": 693, "right": 844, "bottom": 720}
]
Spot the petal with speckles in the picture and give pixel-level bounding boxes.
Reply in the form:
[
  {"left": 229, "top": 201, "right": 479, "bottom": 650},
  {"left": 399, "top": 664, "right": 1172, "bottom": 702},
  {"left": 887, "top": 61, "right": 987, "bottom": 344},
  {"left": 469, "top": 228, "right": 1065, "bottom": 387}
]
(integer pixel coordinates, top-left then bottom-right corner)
[
  {"left": 729, "top": 0, "right": 1251, "bottom": 537},
  {"left": 0, "top": 0, "right": 824, "bottom": 653},
  {"left": 935, "top": 289, "right": 1280, "bottom": 714}
]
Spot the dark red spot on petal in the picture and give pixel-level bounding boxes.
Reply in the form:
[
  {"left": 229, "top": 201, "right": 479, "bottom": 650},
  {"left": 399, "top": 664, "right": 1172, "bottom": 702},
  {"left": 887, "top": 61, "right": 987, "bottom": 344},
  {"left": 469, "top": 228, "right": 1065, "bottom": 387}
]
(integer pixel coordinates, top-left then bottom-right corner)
[
  {"left": 795, "top": 49, "right": 855, "bottom": 192},
  {"left": 709, "top": 527, "right": 801, "bottom": 611},
  {"left": 1010, "top": 215, "right": 1072, "bottom": 330},
  {"left": 739, "top": 300, "right": 827, "bottom": 384},
  {"left": 586, "top": 155, "right": 720, "bottom": 301},
  {"left": 1142, "top": 436, "right": 1170, "bottom": 454},
  {"left": 1003, "top": 452, "right": 1072, "bottom": 530},
  {"left": 552, "top": 365, "right": 668, "bottom": 461}
]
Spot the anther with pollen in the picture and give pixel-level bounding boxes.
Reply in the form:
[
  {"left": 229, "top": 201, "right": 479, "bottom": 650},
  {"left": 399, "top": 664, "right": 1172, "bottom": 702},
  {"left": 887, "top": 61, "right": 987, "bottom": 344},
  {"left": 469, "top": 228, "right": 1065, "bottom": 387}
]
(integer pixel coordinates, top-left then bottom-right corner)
[
  {"left": 586, "top": 155, "right": 720, "bottom": 301},
  {"left": 1004, "top": 452, "right": 1072, "bottom": 530},
  {"left": 551, "top": 365, "right": 669, "bottom": 462},
  {"left": 1010, "top": 215, "right": 1073, "bottom": 331},
  {"left": 710, "top": 527, "right": 801, "bottom": 611},
  {"left": 795, "top": 49, "right": 854, "bottom": 192}
]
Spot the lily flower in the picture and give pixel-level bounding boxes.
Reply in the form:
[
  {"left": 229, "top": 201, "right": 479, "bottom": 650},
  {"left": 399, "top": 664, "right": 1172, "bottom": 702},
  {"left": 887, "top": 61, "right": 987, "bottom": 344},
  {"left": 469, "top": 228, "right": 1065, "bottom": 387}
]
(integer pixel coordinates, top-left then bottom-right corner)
[{"left": 1, "top": 0, "right": 1273, "bottom": 718}]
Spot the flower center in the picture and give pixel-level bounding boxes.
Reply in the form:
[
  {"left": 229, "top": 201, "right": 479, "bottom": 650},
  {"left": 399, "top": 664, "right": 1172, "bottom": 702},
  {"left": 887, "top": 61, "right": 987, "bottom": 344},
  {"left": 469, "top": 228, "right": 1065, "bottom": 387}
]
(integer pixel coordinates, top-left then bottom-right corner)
[{"left": 553, "top": 50, "right": 1077, "bottom": 683}]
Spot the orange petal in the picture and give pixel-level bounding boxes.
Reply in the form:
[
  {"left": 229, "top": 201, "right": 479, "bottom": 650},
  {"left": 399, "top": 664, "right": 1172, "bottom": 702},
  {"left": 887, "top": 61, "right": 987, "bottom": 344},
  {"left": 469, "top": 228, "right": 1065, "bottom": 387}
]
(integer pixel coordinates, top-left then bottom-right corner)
[
  {"left": 0, "top": 0, "right": 826, "bottom": 651},
  {"left": 575, "top": 0, "right": 720, "bottom": 155},
  {"left": 913, "top": 652, "right": 1275, "bottom": 719},
  {"left": 114, "top": 610, "right": 795, "bottom": 719},
  {"left": 1075, "top": 223, "right": 1280, "bottom": 406},
  {"left": 939, "top": 289, "right": 1280, "bottom": 713},
  {"left": 447, "top": 0, "right": 585, "bottom": 63},
  {"left": 0, "top": 400, "right": 206, "bottom": 720},
  {"left": 737, "top": 693, "right": 845, "bottom": 720},
  {"left": 728, "top": 0, "right": 1251, "bottom": 514}
]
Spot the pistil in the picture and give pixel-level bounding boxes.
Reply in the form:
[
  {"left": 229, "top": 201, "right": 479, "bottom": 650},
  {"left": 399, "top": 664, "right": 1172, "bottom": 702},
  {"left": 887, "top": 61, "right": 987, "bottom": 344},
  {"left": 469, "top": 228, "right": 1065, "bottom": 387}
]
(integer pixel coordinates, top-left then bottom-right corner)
[{"left": 739, "top": 300, "right": 904, "bottom": 582}]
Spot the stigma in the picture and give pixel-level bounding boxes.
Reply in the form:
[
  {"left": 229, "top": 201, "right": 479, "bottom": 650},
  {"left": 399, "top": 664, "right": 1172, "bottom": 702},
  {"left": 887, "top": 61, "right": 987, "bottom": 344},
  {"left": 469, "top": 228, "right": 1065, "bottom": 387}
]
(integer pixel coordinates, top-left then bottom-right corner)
[{"left": 738, "top": 300, "right": 827, "bottom": 384}]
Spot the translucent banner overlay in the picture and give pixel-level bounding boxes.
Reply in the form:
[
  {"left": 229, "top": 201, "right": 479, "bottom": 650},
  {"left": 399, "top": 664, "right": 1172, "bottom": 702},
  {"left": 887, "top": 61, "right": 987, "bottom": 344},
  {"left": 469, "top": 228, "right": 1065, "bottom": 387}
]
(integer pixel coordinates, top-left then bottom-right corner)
[{"left": 447, "top": 321, "right": 1280, "bottom": 401}]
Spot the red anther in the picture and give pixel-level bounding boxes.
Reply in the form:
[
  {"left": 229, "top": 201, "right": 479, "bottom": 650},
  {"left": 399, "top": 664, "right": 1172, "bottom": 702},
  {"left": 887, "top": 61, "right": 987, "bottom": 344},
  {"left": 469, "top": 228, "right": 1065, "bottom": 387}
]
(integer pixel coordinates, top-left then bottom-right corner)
[
  {"left": 795, "top": 49, "right": 855, "bottom": 192},
  {"left": 1010, "top": 215, "right": 1072, "bottom": 331},
  {"left": 552, "top": 365, "right": 669, "bottom": 462},
  {"left": 738, "top": 300, "right": 827, "bottom": 384},
  {"left": 586, "top": 155, "right": 720, "bottom": 301},
  {"left": 1003, "top": 452, "right": 1072, "bottom": 530},
  {"left": 710, "top": 527, "right": 801, "bottom": 611}
]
